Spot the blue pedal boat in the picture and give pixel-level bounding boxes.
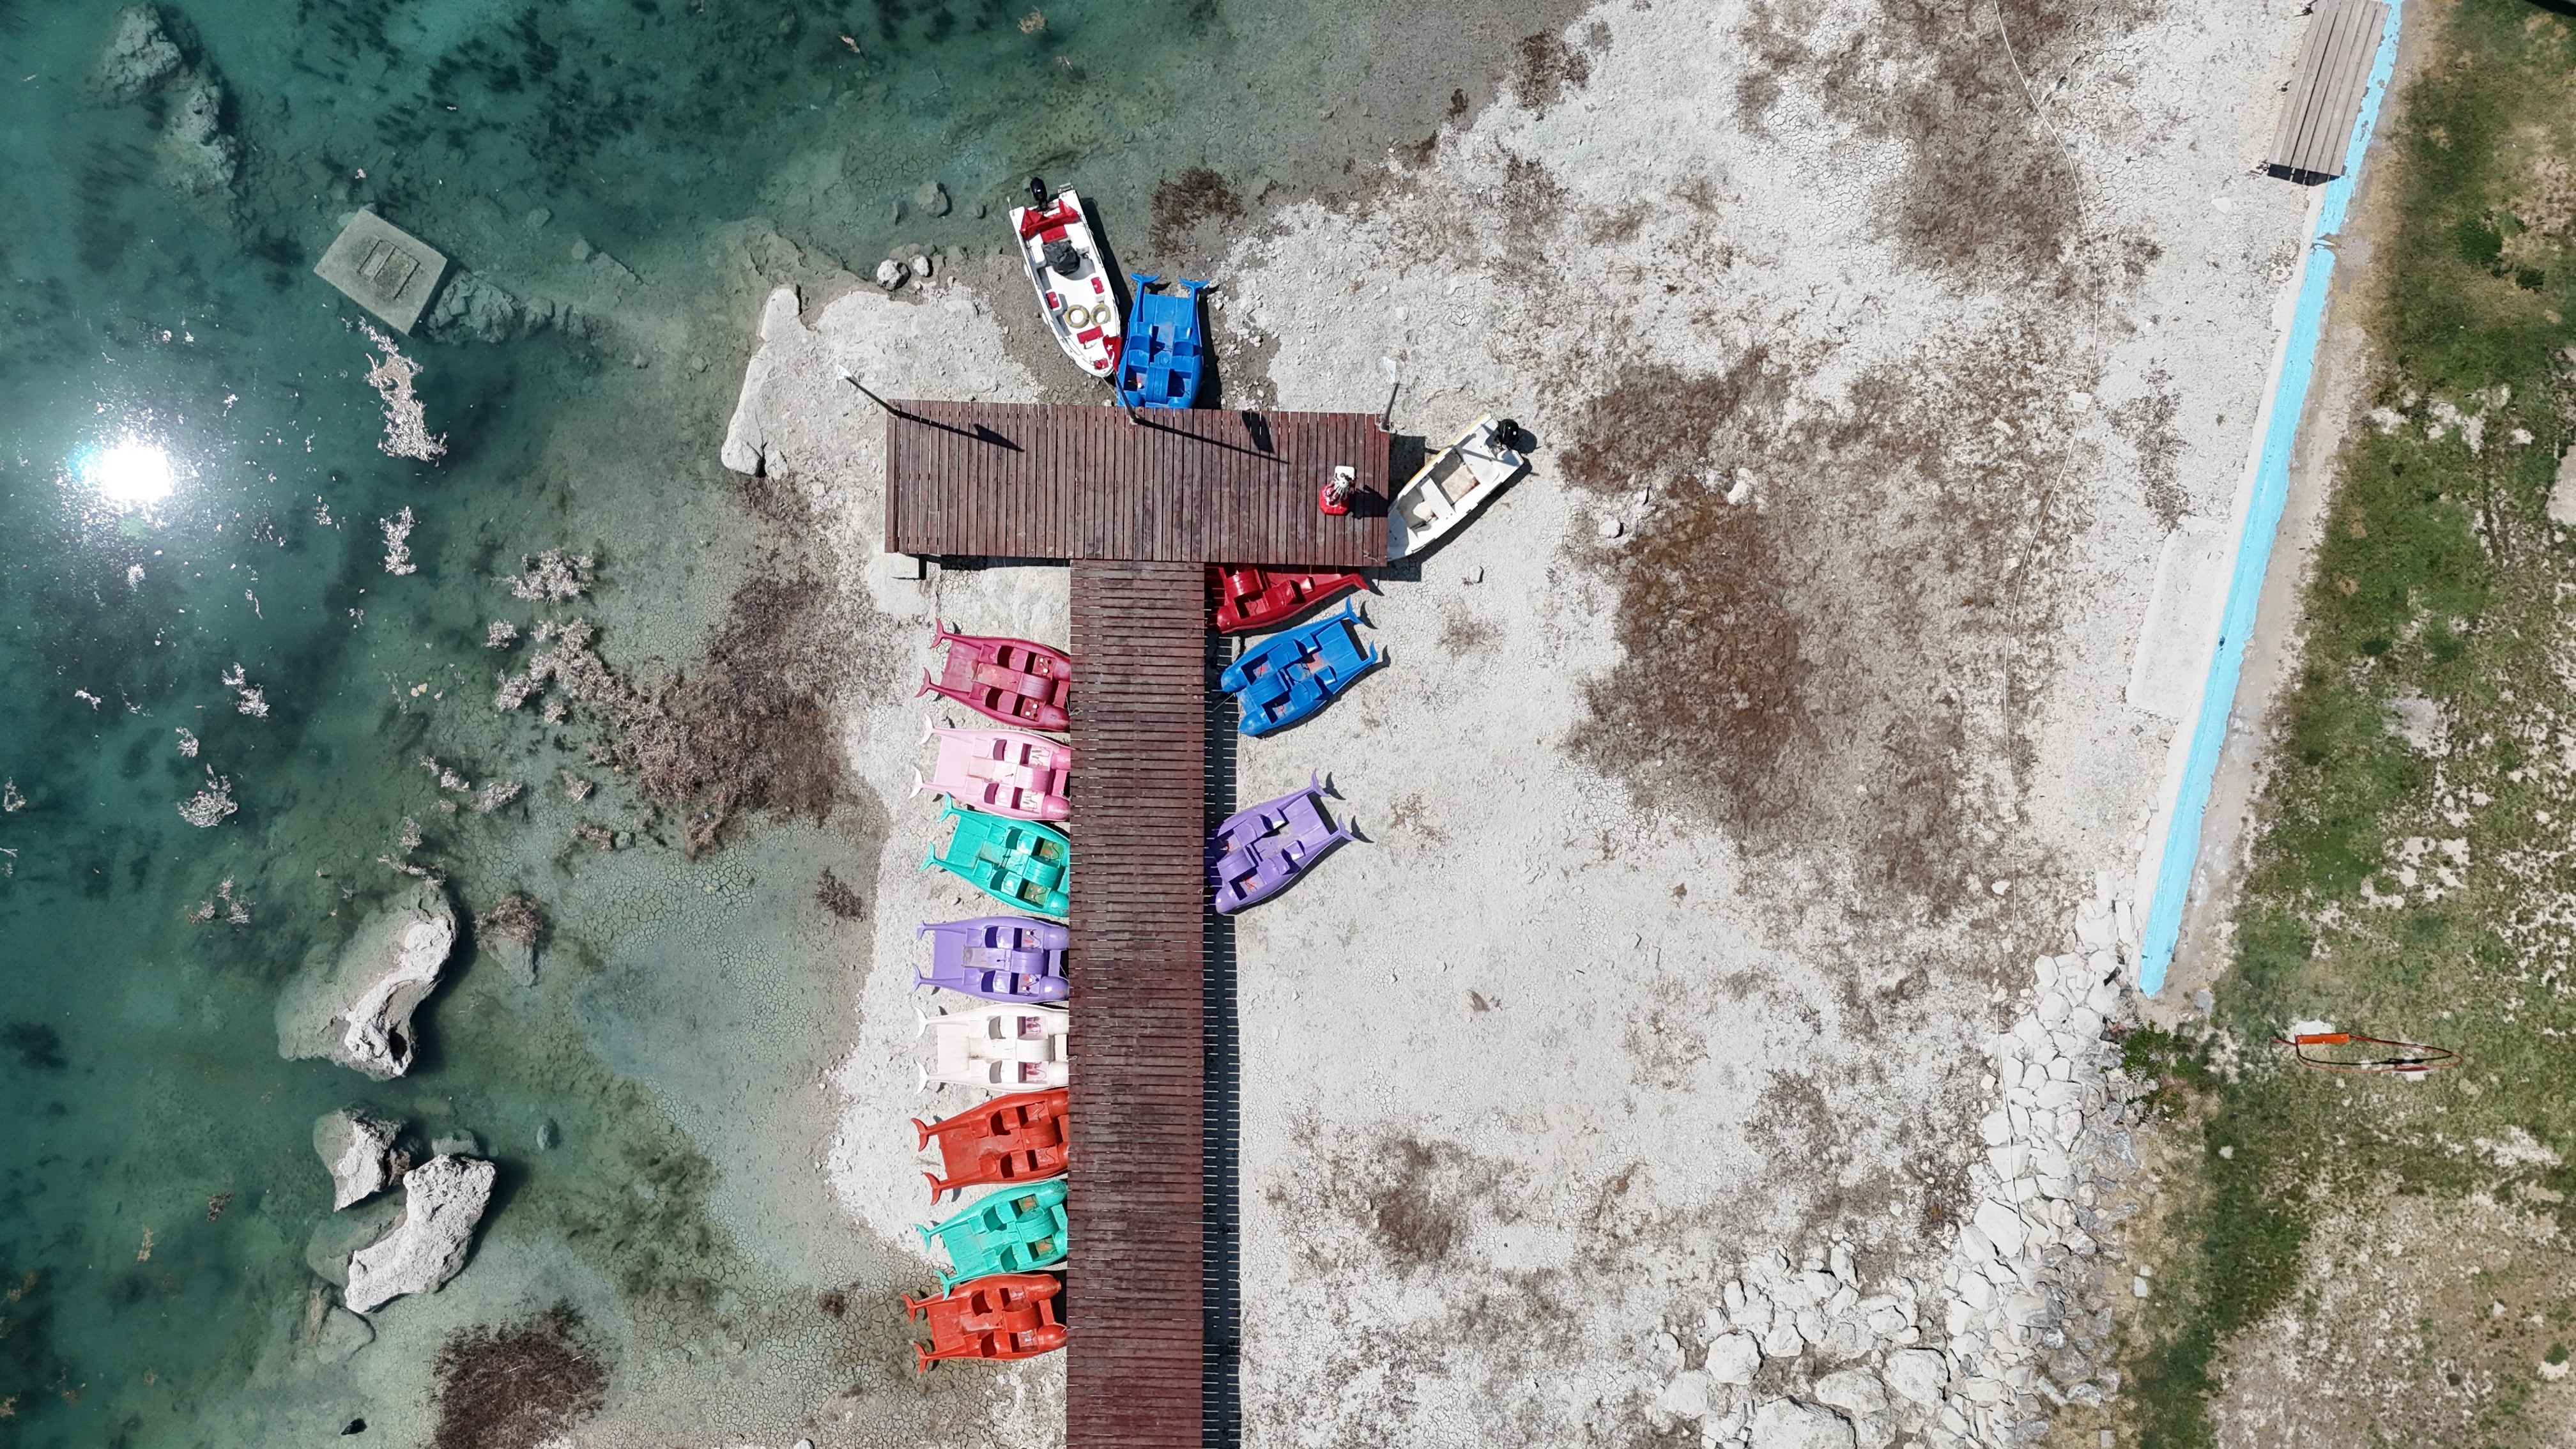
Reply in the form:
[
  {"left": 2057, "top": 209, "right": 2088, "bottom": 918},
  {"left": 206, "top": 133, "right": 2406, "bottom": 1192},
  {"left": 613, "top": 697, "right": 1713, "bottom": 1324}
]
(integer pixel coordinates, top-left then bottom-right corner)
[
  {"left": 1115, "top": 275, "right": 1210, "bottom": 410},
  {"left": 1220, "top": 599, "right": 1384, "bottom": 738}
]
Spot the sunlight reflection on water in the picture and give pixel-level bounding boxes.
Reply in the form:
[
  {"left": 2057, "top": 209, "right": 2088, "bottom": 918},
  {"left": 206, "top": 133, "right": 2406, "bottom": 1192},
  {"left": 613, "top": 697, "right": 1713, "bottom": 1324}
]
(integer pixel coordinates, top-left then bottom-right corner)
[{"left": 71, "top": 434, "right": 179, "bottom": 510}]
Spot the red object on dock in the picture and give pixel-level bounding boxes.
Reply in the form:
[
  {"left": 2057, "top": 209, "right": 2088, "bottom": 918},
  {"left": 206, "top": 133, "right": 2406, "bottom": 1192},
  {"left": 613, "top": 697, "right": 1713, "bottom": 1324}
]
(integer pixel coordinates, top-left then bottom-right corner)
[
  {"left": 1208, "top": 565, "right": 1368, "bottom": 635},
  {"left": 912, "top": 1087, "right": 1070, "bottom": 1201},
  {"left": 919, "top": 618, "right": 1073, "bottom": 732},
  {"left": 904, "top": 1272, "right": 1068, "bottom": 1370}
]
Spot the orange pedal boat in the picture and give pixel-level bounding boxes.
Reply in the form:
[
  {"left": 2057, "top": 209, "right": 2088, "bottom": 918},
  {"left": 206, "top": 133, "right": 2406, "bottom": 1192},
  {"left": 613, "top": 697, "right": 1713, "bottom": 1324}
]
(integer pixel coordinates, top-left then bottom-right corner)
[
  {"left": 903, "top": 1271, "right": 1067, "bottom": 1370},
  {"left": 912, "top": 1087, "right": 1070, "bottom": 1202}
]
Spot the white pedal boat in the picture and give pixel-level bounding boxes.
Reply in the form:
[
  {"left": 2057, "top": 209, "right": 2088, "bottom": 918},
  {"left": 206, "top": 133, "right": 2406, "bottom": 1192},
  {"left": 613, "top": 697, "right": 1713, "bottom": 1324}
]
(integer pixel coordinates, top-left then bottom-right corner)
[
  {"left": 1388, "top": 413, "right": 1528, "bottom": 560},
  {"left": 1009, "top": 177, "right": 1122, "bottom": 378},
  {"left": 916, "top": 1002, "right": 1070, "bottom": 1093}
]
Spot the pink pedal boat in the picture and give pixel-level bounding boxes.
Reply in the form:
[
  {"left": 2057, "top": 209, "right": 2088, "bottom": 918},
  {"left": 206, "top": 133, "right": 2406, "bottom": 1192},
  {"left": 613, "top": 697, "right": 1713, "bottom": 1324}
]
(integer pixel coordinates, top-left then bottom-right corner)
[
  {"left": 918, "top": 620, "right": 1072, "bottom": 733},
  {"left": 915, "top": 719, "right": 1073, "bottom": 822},
  {"left": 1206, "top": 772, "right": 1356, "bottom": 914}
]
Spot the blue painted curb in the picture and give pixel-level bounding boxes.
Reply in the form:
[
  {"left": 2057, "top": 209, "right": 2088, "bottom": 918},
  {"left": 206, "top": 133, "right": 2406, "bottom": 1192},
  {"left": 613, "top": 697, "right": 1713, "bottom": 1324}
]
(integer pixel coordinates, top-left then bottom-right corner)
[{"left": 2137, "top": 1, "right": 2406, "bottom": 995}]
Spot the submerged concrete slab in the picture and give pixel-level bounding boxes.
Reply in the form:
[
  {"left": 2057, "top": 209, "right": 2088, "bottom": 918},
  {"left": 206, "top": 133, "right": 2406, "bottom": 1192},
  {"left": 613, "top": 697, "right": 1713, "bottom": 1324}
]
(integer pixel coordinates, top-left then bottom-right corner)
[{"left": 314, "top": 211, "right": 447, "bottom": 334}]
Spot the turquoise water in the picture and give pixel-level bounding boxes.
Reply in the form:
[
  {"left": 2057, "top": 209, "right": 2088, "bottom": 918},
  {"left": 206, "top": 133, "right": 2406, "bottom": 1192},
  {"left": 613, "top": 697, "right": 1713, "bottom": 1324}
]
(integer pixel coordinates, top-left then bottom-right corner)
[{"left": 0, "top": 1, "right": 1561, "bottom": 1442}]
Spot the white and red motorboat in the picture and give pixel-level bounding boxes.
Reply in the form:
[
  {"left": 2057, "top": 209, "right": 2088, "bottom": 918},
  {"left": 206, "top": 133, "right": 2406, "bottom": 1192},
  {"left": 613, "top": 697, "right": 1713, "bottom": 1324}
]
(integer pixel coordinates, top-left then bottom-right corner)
[{"left": 1009, "top": 177, "right": 1121, "bottom": 378}]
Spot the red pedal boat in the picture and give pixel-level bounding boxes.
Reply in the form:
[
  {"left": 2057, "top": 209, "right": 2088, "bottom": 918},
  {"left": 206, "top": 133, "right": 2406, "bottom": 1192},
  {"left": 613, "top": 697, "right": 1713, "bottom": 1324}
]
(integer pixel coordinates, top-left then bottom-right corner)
[
  {"left": 1209, "top": 566, "right": 1368, "bottom": 635},
  {"left": 912, "top": 1087, "right": 1070, "bottom": 1202},
  {"left": 917, "top": 619, "right": 1073, "bottom": 732},
  {"left": 903, "top": 1272, "right": 1066, "bottom": 1370}
]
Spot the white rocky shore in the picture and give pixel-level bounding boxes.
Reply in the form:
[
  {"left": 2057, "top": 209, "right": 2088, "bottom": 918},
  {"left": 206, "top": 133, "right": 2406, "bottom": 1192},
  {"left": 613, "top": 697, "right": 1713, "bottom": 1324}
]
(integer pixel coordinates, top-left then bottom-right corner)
[
  {"left": 275, "top": 880, "right": 456, "bottom": 1079},
  {"left": 342, "top": 1154, "right": 498, "bottom": 1314},
  {"left": 1633, "top": 886, "right": 2149, "bottom": 1449}
]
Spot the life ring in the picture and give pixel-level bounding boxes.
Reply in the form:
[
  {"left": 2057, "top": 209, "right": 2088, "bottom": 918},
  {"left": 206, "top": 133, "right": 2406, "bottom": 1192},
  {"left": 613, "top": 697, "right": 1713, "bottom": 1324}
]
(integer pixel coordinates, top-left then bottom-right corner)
[{"left": 1061, "top": 302, "right": 1092, "bottom": 328}]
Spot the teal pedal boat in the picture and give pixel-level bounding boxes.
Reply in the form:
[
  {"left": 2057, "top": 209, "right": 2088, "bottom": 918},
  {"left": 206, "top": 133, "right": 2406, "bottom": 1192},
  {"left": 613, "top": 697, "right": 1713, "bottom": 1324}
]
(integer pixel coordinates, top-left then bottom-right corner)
[
  {"left": 917, "top": 1179, "right": 1070, "bottom": 1289},
  {"left": 925, "top": 804, "right": 1071, "bottom": 919}
]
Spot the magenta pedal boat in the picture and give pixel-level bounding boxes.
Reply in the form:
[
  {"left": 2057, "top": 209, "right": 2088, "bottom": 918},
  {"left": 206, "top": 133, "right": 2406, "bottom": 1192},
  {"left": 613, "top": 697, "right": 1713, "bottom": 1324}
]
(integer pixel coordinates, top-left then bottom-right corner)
[
  {"left": 1206, "top": 772, "right": 1355, "bottom": 914},
  {"left": 914, "top": 917, "right": 1071, "bottom": 1003}
]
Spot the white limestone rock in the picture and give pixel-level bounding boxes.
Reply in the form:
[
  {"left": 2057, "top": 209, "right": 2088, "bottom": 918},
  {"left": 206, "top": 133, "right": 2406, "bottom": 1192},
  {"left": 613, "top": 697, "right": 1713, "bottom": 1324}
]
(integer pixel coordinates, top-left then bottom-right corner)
[
  {"left": 1972, "top": 1199, "right": 2028, "bottom": 1257},
  {"left": 721, "top": 286, "right": 810, "bottom": 475},
  {"left": 277, "top": 881, "right": 456, "bottom": 1080},
  {"left": 2086, "top": 977, "right": 2124, "bottom": 1016},
  {"left": 1749, "top": 1398, "right": 1856, "bottom": 1449},
  {"left": 1882, "top": 1348, "right": 1948, "bottom": 1406},
  {"left": 1706, "top": 1331, "right": 1762, "bottom": 1384},
  {"left": 1654, "top": 1368, "right": 1714, "bottom": 1420},
  {"left": 312, "top": 1107, "right": 401, "bottom": 1209},
  {"left": 342, "top": 1155, "right": 496, "bottom": 1314},
  {"left": 1761, "top": 1318, "right": 1805, "bottom": 1359},
  {"left": 1813, "top": 1369, "right": 1891, "bottom": 1448},
  {"left": 1816, "top": 1316, "right": 1873, "bottom": 1362}
]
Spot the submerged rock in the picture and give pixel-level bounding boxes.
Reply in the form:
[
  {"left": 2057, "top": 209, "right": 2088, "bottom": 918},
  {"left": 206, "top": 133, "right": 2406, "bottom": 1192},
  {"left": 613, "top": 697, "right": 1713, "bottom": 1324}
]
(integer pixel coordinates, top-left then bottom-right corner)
[
  {"left": 158, "top": 69, "right": 237, "bottom": 197},
  {"left": 312, "top": 1108, "right": 402, "bottom": 1209},
  {"left": 914, "top": 180, "right": 951, "bottom": 217},
  {"left": 92, "top": 6, "right": 183, "bottom": 98},
  {"left": 277, "top": 880, "right": 456, "bottom": 1080},
  {"left": 91, "top": 8, "right": 240, "bottom": 207},
  {"left": 306, "top": 1195, "right": 408, "bottom": 1287},
  {"left": 314, "top": 1306, "right": 376, "bottom": 1363},
  {"left": 342, "top": 1155, "right": 496, "bottom": 1314}
]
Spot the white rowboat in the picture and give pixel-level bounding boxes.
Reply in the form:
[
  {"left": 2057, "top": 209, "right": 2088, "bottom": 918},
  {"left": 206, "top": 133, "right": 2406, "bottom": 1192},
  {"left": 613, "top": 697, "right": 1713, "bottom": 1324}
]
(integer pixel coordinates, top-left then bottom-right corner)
[{"left": 1387, "top": 413, "right": 1528, "bottom": 560}]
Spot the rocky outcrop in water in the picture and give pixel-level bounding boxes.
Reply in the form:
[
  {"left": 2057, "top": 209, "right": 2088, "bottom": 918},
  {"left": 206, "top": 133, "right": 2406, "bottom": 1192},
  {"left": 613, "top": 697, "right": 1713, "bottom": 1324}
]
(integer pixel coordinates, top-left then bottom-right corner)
[
  {"left": 89, "top": 8, "right": 240, "bottom": 206},
  {"left": 93, "top": 6, "right": 183, "bottom": 98},
  {"left": 313, "top": 1108, "right": 402, "bottom": 1210},
  {"left": 277, "top": 881, "right": 456, "bottom": 1080},
  {"left": 424, "top": 270, "right": 600, "bottom": 344},
  {"left": 342, "top": 1155, "right": 496, "bottom": 1314}
]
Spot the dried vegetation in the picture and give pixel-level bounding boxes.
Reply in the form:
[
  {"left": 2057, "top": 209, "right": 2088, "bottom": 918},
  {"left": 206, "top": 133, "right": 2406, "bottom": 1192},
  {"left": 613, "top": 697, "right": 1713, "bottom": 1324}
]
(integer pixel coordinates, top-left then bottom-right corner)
[{"left": 431, "top": 1304, "right": 606, "bottom": 1449}]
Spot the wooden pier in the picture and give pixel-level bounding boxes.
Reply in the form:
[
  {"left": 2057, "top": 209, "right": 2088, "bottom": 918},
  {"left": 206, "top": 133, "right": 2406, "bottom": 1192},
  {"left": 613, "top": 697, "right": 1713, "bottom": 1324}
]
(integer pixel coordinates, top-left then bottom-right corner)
[
  {"left": 884, "top": 400, "right": 1390, "bottom": 565},
  {"left": 891, "top": 402, "right": 1389, "bottom": 1448}
]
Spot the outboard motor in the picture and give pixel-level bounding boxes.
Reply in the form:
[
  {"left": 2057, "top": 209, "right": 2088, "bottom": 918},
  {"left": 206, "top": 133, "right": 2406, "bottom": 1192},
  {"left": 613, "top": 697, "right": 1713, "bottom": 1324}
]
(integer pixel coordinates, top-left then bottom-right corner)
[
  {"left": 1027, "top": 176, "right": 1050, "bottom": 208},
  {"left": 1494, "top": 417, "right": 1527, "bottom": 454},
  {"left": 1043, "top": 238, "right": 1082, "bottom": 278}
]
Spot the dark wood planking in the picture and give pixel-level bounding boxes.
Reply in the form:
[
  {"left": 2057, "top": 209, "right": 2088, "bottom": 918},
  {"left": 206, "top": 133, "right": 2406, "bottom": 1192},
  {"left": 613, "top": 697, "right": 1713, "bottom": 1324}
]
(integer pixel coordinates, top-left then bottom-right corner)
[
  {"left": 1067, "top": 559, "right": 1209, "bottom": 1449},
  {"left": 884, "top": 402, "right": 1390, "bottom": 565}
]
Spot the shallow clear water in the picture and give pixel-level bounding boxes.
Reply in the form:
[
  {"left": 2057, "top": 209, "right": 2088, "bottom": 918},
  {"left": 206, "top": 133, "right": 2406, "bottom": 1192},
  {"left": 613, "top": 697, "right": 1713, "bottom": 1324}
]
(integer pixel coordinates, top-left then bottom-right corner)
[{"left": 0, "top": 0, "right": 1558, "bottom": 1441}]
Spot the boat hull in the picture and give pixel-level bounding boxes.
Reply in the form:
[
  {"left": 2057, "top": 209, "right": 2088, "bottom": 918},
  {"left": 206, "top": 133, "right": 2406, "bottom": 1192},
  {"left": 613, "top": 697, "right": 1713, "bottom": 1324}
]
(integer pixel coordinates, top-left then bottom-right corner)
[
  {"left": 1206, "top": 772, "right": 1355, "bottom": 912},
  {"left": 913, "top": 917, "right": 1071, "bottom": 1003},
  {"left": 920, "top": 618, "right": 1072, "bottom": 733},
  {"left": 1115, "top": 275, "right": 1210, "bottom": 410},
  {"left": 1386, "top": 413, "right": 1527, "bottom": 560},
  {"left": 1209, "top": 565, "right": 1367, "bottom": 634},
  {"left": 917, "top": 722, "right": 1073, "bottom": 822},
  {"left": 1011, "top": 187, "right": 1121, "bottom": 377}
]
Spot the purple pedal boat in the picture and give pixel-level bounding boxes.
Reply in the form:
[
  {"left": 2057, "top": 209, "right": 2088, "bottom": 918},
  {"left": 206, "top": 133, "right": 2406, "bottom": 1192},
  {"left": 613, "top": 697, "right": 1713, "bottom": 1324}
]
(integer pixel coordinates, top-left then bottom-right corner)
[
  {"left": 914, "top": 917, "right": 1071, "bottom": 1003},
  {"left": 1206, "top": 772, "right": 1356, "bottom": 914}
]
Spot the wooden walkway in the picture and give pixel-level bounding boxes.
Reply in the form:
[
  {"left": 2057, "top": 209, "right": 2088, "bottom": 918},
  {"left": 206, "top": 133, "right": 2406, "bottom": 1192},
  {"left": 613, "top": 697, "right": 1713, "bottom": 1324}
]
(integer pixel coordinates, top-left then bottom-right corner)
[
  {"left": 2266, "top": 0, "right": 2388, "bottom": 180},
  {"left": 1065, "top": 560, "right": 1209, "bottom": 1448},
  {"left": 884, "top": 401, "right": 1391, "bottom": 565}
]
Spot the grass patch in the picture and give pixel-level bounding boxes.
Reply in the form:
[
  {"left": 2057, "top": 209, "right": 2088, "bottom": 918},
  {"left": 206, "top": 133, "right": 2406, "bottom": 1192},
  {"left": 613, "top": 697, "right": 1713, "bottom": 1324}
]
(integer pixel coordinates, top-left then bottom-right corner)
[{"left": 2116, "top": 3, "right": 2576, "bottom": 1445}]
